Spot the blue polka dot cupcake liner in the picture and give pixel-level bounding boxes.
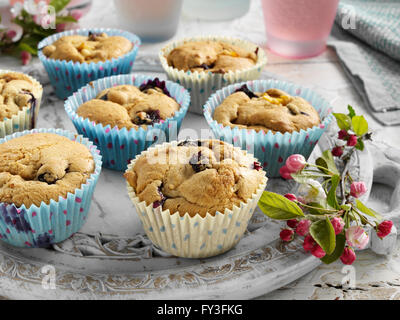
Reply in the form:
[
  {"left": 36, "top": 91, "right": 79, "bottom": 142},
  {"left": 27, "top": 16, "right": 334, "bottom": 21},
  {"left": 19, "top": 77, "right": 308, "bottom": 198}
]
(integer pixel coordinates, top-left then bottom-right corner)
[
  {"left": 125, "top": 140, "right": 268, "bottom": 259},
  {"left": 203, "top": 79, "right": 334, "bottom": 178},
  {"left": 0, "top": 128, "right": 102, "bottom": 248},
  {"left": 159, "top": 36, "right": 268, "bottom": 115},
  {"left": 0, "top": 70, "right": 43, "bottom": 138},
  {"left": 64, "top": 74, "right": 191, "bottom": 171},
  {"left": 38, "top": 28, "right": 141, "bottom": 99}
]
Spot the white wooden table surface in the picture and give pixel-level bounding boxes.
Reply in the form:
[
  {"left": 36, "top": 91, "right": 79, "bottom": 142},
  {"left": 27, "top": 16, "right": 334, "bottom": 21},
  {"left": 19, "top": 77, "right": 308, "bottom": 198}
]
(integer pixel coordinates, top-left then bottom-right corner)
[{"left": 1, "top": 0, "right": 400, "bottom": 300}]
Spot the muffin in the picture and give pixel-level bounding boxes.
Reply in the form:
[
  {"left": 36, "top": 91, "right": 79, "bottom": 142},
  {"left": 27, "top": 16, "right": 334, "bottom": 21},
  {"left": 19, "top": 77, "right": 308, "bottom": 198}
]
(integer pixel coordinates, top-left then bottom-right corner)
[
  {"left": 0, "top": 129, "right": 102, "bottom": 248},
  {"left": 125, "top": 139, "right": 267, "bottom": 258},
  {"left": 65, "top": 74, "right": 190, "bottom": 171},
  {"left": 76, "top": 80, "right": 180, "bottom": 131},
  {"left": 42, "top": 32, "right": 133, "bottom": 63},
  {"left": 38, "top": 28, "right": 141, "bottom": 99},
  {"left": 166, "top": 40, "right": 257, "bottom": 73},
  {"left": 159, "top": 36, "right": 267, "bottom": 114},
  {"left": 213, "top": 87, "right": 321, "bottom": 133},
  {"left": 0, "top": 70, "right": 43, "bottom": 138},
  {"left": 203, "top": 80, "right": 333, "bottom": 178}
]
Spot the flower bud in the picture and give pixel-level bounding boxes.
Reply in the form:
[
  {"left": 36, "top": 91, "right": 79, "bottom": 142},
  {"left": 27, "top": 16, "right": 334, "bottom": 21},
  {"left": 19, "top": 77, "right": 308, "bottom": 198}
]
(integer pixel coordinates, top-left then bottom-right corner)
[
  {"left": 280, "top": 229, "right": 294, "bottom": 242},
  {"left": 21, "top": 51, "right": 31, "bottom": 65},
  {"left": 279, "top": 165, "right": 293, "bottom": 180},
  {"left": 338, "top": 130, "right": 348, "bottom": 140},
  {"left": 332, "top": 146, "right": 344, "bottom": 157},
  {"left": 331, "top": 217, "right": 344, "bottom": 235},
  {"left": 287, "top": 219, "right": 298, "bottom": 229},
  {"left": 296, "top": 219, "right": 311, "bottom": 236},
  {"left": 286, "top": 154, "right": 306, "bottom": 173},
  {"left": 377, "top": 220, "right": 393, "bottom": 239},
  {"left": 347, "top": 134, "right": 358, "bottom": 147},
  {"left": 284, "top": 193, "right": 297, "bottom": 201},
  {"left": 350, "top": 181, "right": 367, "bottom": 198},
  {"left": 340, "top": 247, "right": 356, "bottom": 265},
  {"left": 303, "top": 234, "right": 315, "bottom": 252},
  {"left": 311, "top": 244, "right": 326, "bottom": 258}
]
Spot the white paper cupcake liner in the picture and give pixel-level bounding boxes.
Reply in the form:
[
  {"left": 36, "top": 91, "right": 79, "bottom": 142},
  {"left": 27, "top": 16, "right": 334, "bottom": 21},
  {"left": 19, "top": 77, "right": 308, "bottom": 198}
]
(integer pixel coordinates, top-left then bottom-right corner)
[
  {"left": 159, "top": 35, "right": 268, "bottom": 115},
  {"left": 126, "top": 140, "right": 268, "bottom": 258},
  {"left": 0, "top": 128, "right": 102, "bottom": 248},
  {"left": 0, "top": 70, "right": 43, "bottom": 138}
]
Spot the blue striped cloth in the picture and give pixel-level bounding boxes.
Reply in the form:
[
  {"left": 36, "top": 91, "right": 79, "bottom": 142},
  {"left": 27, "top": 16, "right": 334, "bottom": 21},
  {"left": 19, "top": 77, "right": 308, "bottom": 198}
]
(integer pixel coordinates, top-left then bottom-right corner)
[{"left": 329, "top": 0, "right": 400, "bottom": 125}]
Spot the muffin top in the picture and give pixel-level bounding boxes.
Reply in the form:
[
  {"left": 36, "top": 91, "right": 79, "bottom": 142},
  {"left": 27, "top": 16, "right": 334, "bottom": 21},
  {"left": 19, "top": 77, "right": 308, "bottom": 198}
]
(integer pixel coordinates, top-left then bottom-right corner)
[
  {"left": 166, "top": 40, "right": 258, "bottom": 73},
  {"left": 0, "top": 72, "right": 41, "bottom": 121},
  {"left": 76, "top": 79, "right": 180, "bottom": 130},
  {"left": 213, "top": 86, "right": 321, "bottom": 133},
  {"left": 42, "top": 32, "right": 133, "bottom": 63},
  {"left": 124, "top": 139, "right": 266, "bottom": 217},
  {"left": 0, "top": 133, "right": 95, "bottom": 208}
]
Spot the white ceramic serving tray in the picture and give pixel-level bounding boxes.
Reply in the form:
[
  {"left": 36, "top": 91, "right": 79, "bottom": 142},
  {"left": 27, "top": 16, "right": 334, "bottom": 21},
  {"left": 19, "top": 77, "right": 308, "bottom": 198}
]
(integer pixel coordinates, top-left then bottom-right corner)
[{"left": 0, "top": 56, "right": 398, "bottom": 300}]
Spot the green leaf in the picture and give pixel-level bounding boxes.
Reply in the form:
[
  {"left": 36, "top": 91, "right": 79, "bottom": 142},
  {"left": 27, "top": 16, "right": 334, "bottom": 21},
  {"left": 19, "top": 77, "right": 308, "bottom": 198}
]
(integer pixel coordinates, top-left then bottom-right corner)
[
  {"left": 326, "top": 174, "right": 341, "bottom": 209},
  {"left": 315, "top": 150, "right": 339, "bottom": 176},
  {"left": 355, "top": 138, "right": 365, "bottom": 151},
  {"left": 333, "top": 113, "right": 351, "bottom": 131},
  {"left": 258, "top": 191, "right": 305, "bottom": 220},
  {"left": 356, "top": 199, "right": 382, "bottom": 220},
  {"left": 18, "top": 42, "right": 37, "bottom": 55},
  {"left": 310, "top": 217, "right": 336, "bottom": 255},
  {"left": 347, "top": 105, "right": 356, "bottom": 119},
  {"left": 352, "top": 115, "right": 368, "bottom": 136},
  {"left": 321, "top": 234, "right": 346, "bottom": 264},
  {"left": 49, "top": 0, "right": 71, "bottom": 12}
]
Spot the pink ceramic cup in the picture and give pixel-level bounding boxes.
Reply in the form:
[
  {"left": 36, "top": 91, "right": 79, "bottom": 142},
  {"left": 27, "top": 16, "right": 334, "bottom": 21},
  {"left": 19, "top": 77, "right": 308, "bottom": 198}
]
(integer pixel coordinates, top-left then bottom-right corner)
[{"left": 261, "top": 0, "right": 339, "bottom": 59}]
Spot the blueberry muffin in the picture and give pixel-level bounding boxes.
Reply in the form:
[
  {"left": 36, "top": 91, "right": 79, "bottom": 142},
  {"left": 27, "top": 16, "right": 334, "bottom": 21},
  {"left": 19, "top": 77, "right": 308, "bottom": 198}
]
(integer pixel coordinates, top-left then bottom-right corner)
[
  {"left": 76, "top": 78, "right": 180, "bottom": 130},
  {"left": 124, "top": 139, "right": 266, "bottom": 217},
  {"left": 166, "top": 40, "right": 258, "bottom": 73},
  {"left": 213, "top": 86, "right": 321, "bottom": 133},
  {"left": 0, "top": 133, "right": 95, "bottom": 208},
  {"left": 42, "top": 32, "right": 133, "bottom": 63},
  {"left": 0, "top": 72, "right": 42, "bottom": 123}
]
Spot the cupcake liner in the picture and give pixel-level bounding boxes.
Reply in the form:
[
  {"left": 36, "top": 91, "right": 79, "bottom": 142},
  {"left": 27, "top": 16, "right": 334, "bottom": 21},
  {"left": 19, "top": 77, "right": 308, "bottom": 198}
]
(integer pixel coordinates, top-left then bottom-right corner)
[
  {"left": 0, "top": 128, "right": 102, "bottom": 248},
  {"left": 125, "top": 140, "right": 268, "bottom": 259},
  {"left": 159, "top": 35, "right": 268, "bottom": 115},
  {"left": 38, "top": 28, "right": 141, "bottom": 99},
  {"left": 65, "top": 74, "right": 190, "bottom": 171},
  {"left": 0, "top": 70, "right": 43, "bottom": 138},
  {"left": 203, "top": 80, "right": 334, "bottom": 177}
]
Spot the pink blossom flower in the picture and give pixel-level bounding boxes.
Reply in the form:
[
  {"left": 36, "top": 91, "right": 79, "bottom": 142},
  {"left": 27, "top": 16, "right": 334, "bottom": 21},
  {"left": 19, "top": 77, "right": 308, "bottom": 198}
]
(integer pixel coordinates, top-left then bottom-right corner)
[
  {"left": 21, "top": 51, "right": 31, "bottom": 65},
  {"left": 303, "top": 234, "right": 315, "bottom": 252},
  {"left": 284, "top": 193, "right": 297, "bottom": 202},
  {"left": 346, "top": 226, "right": 369, "bottom": 249},
  {"left": 311, "top": 244, "right": 326, "bottom": 258},
  {"left": 6, "top": 29, "right": 17, "bottom": 39},
  {"left": 331, "top": 217, "right": 344, "bottom": 235},
  {"left": 340, "top": 247, "right": 356, "bottom": 265},
  {"left": 280, "top": 229, "right": 294, "bottom": 242},
  {"left": 338, "top": 130, "right": 348, "bottom": 140},
  {"left": 332, "top": 146, "right": 344, "bottom": 157},
  {"left": 296, "top": 219, "right": 311, "bottom": 236},
  {"left": 279, "top": 165, "right": 293, "bottom": 180},
  {"left": 377, "top": 220, "right": 393, "bottom": 239},
  {"left": 350, "top": 181, "right": 367, "bottom": 198},
  {"left": 287, "top": 219, "right": 298, "bottom": 229},
  {"left": 347, "top": 134, "right": 358, "bottom": 146},
  {"left": 285, "top": 154, "right": 306, "bottom": 173}
]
